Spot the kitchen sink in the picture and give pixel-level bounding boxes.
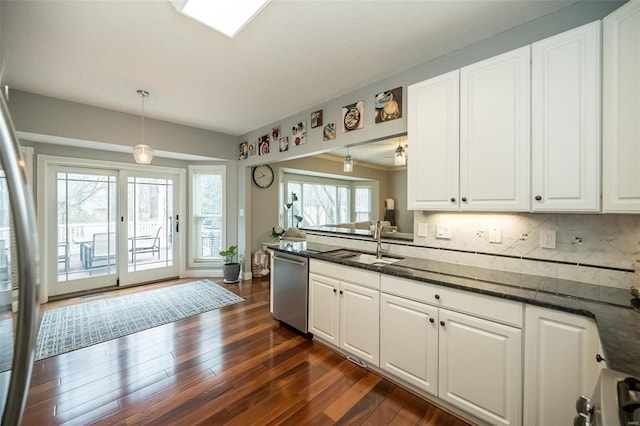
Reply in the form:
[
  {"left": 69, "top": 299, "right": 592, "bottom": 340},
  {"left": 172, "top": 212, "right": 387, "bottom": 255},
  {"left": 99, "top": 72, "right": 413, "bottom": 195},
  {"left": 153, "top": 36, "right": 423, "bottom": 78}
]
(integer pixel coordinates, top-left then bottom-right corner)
[
  {"left": 344, "top": 253, "right": 402, "bottom": 266},
  {"left": 322, "top": 249, "right": 403, "bottom": 266}
]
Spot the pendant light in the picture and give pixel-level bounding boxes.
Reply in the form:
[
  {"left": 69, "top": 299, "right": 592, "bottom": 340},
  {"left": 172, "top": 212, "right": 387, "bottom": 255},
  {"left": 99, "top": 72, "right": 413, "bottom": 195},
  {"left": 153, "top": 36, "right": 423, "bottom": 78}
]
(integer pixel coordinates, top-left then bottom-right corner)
[
  {"left": 343, "top": 148, "right": 353, "bottom": 173},
  {"left": 393, "top": 139, "right": 406, "bottom": 166},
  {"left": 133, "top": 89, "right": 153, "bottom": 164}
]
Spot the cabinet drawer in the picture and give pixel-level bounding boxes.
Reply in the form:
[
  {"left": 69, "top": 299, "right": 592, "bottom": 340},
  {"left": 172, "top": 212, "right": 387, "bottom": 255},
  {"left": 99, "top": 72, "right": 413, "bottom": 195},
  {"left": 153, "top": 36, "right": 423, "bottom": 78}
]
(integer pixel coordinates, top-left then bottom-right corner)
[
  {"left": 310, "top": 260, "right": 380, "bottom": 290},
  {"left": 381, "top": 275, "right": 522, "bottom": 327}
]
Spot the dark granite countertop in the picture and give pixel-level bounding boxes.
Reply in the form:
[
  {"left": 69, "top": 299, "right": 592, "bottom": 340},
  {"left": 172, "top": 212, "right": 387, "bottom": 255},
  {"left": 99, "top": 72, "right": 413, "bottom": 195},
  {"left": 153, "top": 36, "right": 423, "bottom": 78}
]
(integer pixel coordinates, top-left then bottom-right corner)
[{"left": 272, "top": 241, "right": 640, "bottom": 377}]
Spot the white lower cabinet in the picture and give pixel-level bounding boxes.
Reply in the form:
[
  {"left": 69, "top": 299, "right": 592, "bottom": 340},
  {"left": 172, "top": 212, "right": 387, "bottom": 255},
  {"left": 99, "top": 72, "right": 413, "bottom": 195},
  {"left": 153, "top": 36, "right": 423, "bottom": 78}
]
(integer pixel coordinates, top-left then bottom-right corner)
[
  {"left": 339, "top": 281, "right": 380, "bottom": 365},
  {"left": 523, "top": 305, "right": 603, "bottom": 426},
  {"left": 380, "top": 275, "right": 523, "bottom": 426},
  {"left": 307, "top": 265, "right": 605, "bottom": 426},
  {"left": 438, "top": 309, "right": 522, "bottom": 426},
  {"left": 308, "top": 272, "right": 340, "bottom": 346},
  {"left": 380, "top": 293, "right": 439, "bottom": 395},
  {"left": 308, "top": 261, "right": 380, "bottom": 366}
]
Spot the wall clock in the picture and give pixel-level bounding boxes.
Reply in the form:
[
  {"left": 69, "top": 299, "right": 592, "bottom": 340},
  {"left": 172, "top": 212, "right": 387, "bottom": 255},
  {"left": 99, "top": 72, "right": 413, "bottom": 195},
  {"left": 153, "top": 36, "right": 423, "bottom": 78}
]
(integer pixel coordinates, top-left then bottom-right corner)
[{"left": 252, "top": 165, "right": 274, "bottom": 189}]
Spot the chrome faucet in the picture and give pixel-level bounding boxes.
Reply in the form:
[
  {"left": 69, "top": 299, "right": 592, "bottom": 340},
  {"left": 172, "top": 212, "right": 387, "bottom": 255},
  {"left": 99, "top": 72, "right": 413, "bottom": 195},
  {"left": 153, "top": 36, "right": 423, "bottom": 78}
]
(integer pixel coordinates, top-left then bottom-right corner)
[{"left": 374, "top": 220, "right": 386, "bottom": 259}]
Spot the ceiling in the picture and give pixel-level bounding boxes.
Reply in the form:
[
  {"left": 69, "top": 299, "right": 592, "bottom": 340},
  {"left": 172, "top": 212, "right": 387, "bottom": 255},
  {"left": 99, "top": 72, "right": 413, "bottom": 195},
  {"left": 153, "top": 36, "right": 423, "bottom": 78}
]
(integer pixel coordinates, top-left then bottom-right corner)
[{"left": 2, "top": 0, "right": 577, "bottom": 137}]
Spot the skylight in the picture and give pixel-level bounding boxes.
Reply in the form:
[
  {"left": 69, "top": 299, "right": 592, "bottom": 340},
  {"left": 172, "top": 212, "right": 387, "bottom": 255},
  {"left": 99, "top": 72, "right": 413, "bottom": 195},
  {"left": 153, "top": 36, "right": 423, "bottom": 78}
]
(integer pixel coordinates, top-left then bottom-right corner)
[{"left": 171, "top": 0, "right": 270, "bottom": 38}]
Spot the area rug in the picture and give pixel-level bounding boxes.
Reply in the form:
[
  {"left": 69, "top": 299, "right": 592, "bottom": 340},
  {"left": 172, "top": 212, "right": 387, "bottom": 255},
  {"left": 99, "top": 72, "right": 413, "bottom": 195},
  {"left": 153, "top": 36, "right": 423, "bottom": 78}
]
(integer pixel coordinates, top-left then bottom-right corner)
[{"left": 34, "top": 279, "right": 244, "bottom": 361}]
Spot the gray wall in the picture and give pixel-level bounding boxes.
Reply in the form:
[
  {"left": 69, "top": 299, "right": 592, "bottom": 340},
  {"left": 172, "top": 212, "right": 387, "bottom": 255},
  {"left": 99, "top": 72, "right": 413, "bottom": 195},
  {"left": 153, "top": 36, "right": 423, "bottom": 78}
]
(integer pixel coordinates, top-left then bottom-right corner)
[
  {"left": 389, "top": 169, "right": 412, "bottom": 233},
  {"left": 8, "top": 90, "right": 239, "bottom": 161},
  {"left": 239, "top": 1, "right": 624, "bottom": 261}
]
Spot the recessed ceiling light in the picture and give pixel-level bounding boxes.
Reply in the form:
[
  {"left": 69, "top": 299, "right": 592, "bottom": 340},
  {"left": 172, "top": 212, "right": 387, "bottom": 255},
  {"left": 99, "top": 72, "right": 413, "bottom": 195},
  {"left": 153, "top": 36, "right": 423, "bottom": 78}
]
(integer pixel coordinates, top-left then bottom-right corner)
[{"left": 171, "top": 0, "right": 270, "bottom": 39}]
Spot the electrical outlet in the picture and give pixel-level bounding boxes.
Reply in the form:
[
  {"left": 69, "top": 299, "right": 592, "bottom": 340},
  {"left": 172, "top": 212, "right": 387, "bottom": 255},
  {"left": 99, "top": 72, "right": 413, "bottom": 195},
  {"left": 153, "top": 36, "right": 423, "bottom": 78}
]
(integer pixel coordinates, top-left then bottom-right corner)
[
  {"left": 572, "top": 236, "right": 583, "bottom": 245},
  {"left": 540, "top": 230, "right": 557, "bottom": 249},
  {"left": 436, "top": 224, "right": 451, "bottom": 239},
  {"left": 519, "top": 233, "right": 529, "bottom": 241}
]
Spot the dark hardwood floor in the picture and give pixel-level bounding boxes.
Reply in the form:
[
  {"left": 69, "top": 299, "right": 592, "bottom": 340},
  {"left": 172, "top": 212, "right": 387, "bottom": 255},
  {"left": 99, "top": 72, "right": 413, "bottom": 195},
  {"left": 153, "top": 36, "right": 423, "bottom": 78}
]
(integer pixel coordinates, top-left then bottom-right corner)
[{"left": 23, "top": 278, "right": 472, "bottom": 425}]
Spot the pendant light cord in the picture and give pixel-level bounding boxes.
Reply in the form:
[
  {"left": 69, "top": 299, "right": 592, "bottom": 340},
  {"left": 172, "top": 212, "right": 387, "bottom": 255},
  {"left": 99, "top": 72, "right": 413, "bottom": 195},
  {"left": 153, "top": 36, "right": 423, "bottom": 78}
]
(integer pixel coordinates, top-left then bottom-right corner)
[{"left": 137, "top": 89, "right": 149, "bottom": 145}]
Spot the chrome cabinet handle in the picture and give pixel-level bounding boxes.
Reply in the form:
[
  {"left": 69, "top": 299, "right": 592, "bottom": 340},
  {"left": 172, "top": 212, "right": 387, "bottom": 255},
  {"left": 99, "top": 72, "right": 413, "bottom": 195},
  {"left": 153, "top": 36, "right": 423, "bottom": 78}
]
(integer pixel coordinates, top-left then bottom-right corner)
[{"left": 0, "top": 93, "right": 41, "bottom": 426}]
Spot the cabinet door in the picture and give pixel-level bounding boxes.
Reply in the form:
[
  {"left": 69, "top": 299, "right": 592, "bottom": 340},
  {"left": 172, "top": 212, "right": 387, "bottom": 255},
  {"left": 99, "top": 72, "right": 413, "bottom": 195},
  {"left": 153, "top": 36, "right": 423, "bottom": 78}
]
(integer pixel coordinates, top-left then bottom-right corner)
[
  {"left": 339, "top": 281, "right": 380, "bottom": 366},
  {"left": 308, "top": 273, "right": 339, "bottom": 346},
  {"left": 523, "top": 306, "right": 601, "bottom": 426},
  {"left": 460, "top": 46, "right": 531, "bottom": 211},
  {"left": 438, "top": 309, "right": 522, "bottom": 426},
  {"left": 532, "top": 22, "right": 601, "bottom": 212},
  {"left": 603, "top": 1, "right": 640, "bottom": 212},
  {"left": 380, "top": 293, "right": 439, "bottom": 395},
  {"left": 407, "top": 70, "right": 460, "bottom": 211}
]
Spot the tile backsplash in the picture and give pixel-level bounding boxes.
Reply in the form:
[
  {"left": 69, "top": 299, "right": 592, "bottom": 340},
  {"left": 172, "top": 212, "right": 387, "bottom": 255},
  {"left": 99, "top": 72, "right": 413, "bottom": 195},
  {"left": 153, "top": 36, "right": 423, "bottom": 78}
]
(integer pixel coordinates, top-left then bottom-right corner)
[
  {"left": 306, "top": 212, "right": 640, "bottom": 290},
  {"left": 413, "top": 212, "right": 640, "bottom": 269},
  {"left": 413, "top": 212, "right": 640, "bottom": 289}
]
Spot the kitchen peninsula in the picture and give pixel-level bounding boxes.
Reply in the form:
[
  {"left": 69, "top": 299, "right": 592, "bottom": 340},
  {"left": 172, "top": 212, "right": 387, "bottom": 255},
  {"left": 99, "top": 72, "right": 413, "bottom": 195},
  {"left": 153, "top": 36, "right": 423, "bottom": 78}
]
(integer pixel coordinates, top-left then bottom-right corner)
[{"left": 271, "top": 239, "right": 640, "bottom": 425}]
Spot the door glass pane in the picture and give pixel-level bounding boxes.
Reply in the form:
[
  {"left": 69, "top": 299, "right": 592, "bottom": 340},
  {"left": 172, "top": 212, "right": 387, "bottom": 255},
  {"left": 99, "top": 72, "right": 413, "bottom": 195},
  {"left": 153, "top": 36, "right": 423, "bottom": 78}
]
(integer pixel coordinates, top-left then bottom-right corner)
[
  {"left": 128, "top": 177, "right": 173, "bottom": 272},
  {"left": 57, "top": 172, "right": 117, "bottom": 282}
]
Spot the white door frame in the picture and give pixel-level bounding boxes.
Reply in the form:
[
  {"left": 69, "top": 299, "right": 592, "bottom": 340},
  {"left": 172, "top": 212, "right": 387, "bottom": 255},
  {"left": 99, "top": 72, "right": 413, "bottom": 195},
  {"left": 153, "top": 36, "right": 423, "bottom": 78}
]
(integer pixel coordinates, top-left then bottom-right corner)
[{"left": 37, "top": 155, "right": 185, "bottom": 303}]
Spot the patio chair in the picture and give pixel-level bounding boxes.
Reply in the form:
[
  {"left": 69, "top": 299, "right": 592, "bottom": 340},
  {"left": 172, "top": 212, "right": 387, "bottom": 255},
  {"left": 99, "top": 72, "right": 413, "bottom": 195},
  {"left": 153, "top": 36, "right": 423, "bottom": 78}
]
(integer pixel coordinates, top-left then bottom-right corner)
[
  {"left": 57, "top": 241, "right": 70, "bottom": 269},
  {"left": 83, "top": 232, "right": 116, "bottom": 269},
  {"left": 129, "top": 227, "right": 161, "bottom": 261}
]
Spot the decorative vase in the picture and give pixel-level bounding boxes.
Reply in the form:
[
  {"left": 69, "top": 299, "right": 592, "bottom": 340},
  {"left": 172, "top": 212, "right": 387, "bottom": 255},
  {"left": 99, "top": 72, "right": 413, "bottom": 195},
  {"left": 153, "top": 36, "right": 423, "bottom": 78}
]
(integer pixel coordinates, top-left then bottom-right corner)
[{"left": 222, "top": 262, "right": 240, "bottom": 283}]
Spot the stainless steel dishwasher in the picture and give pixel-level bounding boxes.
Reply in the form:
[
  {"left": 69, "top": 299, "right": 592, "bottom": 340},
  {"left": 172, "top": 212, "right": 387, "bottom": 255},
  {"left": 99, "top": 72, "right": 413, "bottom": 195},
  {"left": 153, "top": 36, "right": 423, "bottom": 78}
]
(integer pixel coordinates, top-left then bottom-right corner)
[{"left": 272, "top": 252, "right": 308, "bottom": 333}]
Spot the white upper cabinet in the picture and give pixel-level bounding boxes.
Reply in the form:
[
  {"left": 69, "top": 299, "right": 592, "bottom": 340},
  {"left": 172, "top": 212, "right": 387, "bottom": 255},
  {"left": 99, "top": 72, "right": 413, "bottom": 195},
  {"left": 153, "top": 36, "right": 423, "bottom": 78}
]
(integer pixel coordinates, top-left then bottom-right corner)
[
  {"left": 603, "top": 0, "right": 640, "bottom": 212},
  {"left": 460, "top": 46, "right": 531, "bottom": 211},
  {"left": 407, "top": 70, "right": 460, "bottom": 211},
  {"left": 531, "top": 21, "right": 601, "bottom": 212}
]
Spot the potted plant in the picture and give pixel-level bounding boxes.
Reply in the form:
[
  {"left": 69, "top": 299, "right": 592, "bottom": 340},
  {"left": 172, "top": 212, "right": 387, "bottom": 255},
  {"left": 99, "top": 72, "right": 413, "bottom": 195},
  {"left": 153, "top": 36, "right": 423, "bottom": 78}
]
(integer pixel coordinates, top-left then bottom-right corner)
[{"left": 219, "top": 245, "right": 240, "bottom": 283}]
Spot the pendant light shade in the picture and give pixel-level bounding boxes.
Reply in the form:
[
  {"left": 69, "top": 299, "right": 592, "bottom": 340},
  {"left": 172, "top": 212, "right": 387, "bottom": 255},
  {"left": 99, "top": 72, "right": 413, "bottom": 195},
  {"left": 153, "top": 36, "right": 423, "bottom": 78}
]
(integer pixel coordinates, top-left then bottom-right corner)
[
  {"left": 394, "top": 142, "right": 406, "bottom": 166},
  {"left": 133, "top": 89, "right": 153, "bottom": 164},
  {"left": 343, "top": 154, "right": 353, "bottom": 172},
  {"left": 133, "top": 144, "right": 154, "bottom": 165}
]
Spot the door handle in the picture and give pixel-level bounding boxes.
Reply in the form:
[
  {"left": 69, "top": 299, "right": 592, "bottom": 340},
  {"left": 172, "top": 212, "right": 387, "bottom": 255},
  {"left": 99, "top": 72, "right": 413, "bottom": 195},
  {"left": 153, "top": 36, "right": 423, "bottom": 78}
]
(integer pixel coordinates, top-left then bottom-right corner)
[{"left": 274, "top": 256, "right": 306, "bottom": 267}]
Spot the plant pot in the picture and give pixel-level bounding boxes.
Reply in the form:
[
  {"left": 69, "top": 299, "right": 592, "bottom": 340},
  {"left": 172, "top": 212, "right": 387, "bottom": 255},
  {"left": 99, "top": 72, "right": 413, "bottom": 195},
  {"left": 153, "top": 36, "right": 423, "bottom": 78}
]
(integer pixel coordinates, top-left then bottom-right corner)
[{"left": 222, "top": 262, "right": 241, "bottom": 283}]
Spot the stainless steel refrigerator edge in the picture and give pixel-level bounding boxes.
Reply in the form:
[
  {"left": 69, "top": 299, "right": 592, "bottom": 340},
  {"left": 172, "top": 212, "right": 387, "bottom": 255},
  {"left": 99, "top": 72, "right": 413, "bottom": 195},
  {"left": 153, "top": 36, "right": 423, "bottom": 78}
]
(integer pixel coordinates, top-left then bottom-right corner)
[
  {"left": 0, "top": 90, "right": 42, "bottom": 425},
  {"left": 272, "top": 252, "right": 308, "bottom": 333}
]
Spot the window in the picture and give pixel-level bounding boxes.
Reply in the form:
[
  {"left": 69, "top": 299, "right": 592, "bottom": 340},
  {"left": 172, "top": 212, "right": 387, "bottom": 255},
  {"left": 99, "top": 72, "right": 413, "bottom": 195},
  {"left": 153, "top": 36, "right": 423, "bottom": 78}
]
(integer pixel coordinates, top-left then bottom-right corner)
[
  {"left": 283, "top": 174, "right": 374, "bottom": 227},
  {"left": 189, "top": 165, "right": 226, "bottom": 265},
  {"left": 354, "top": 186, "right": 372, "bottom": 222}
]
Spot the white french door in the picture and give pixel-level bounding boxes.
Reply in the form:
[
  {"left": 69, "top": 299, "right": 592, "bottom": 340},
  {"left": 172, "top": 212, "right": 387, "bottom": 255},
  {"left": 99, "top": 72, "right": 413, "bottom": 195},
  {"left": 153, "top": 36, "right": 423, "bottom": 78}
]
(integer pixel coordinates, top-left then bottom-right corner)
[
  {"left": 44, "top": 160, "right": 182, "bottom": 297},
  {"left": 53, "top": 168, "right": 119, "bottom": 295},
  {"left": 119, "top": 171, "right": 179, "bottom": 286}
]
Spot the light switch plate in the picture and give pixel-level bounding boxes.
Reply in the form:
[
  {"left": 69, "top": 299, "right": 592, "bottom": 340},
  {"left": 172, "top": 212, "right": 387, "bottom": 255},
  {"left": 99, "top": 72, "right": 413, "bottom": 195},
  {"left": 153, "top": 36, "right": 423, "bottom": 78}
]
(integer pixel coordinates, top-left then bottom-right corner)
[
  {"left": 489, "top": 227, "right": 502, "bottom": 243},
  {"left": 417, "top": 222, "right": 428, "bottom": 237},
  {"left": 436, "top": 224, "right": 451, "bottom": 239}
]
